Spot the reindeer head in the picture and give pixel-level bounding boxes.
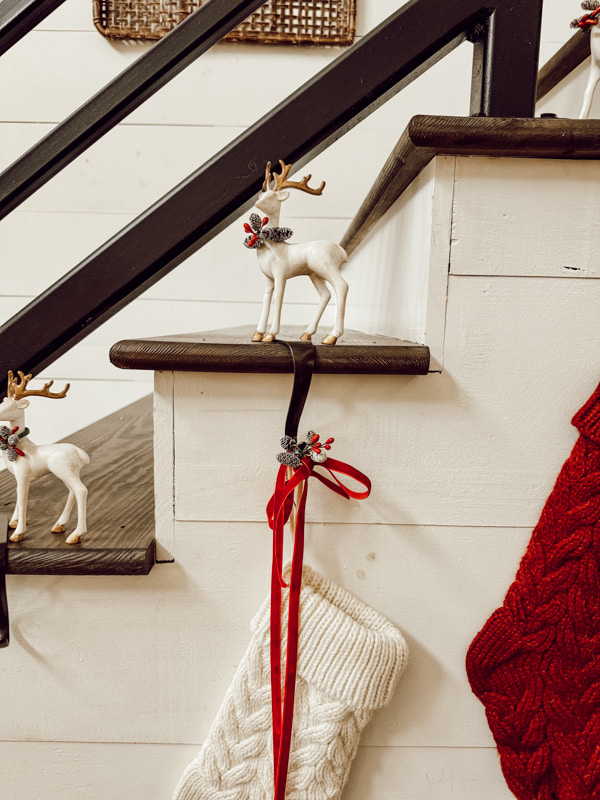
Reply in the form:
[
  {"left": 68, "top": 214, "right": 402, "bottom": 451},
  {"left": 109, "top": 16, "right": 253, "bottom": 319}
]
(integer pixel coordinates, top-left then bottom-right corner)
[
  {"left": 255, "top": 160, "right": 325, "bottom": 218},
  {"left": 1, "top": 370, "right": 70, "bottom": 422}
]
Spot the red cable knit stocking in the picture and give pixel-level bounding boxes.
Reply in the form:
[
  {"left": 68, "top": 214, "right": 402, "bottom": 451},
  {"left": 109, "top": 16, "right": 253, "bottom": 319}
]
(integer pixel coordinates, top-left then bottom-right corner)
[{"left": 466, "top": 380, "right": 600, "bottom": 800}]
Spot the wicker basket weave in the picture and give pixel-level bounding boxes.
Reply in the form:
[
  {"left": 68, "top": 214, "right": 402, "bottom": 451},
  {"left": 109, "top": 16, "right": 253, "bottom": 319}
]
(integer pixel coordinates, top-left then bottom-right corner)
[{"left": 93, "top": 0, "right": 356, "bottom": 45}]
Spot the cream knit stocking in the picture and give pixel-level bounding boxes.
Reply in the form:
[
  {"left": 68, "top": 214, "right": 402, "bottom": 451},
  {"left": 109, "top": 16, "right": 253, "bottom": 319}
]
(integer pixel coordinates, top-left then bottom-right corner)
[{"left": 173, "top": 564, "right": 408, "bottom": 800}]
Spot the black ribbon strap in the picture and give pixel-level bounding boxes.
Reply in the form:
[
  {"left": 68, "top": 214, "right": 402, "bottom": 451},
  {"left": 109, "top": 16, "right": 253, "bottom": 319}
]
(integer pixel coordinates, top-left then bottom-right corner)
[
  {"left": 0, "top": 522, "right": 9, "bottom": 648},
  {"left": 282, "top": 341, "right": 315, "bottom": 440}
]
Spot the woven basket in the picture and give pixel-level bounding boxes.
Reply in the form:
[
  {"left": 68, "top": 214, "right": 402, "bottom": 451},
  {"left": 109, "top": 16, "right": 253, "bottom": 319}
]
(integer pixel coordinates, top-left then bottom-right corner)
[{"left": 93, "top": 0, "right": 356, "bottom": 45}]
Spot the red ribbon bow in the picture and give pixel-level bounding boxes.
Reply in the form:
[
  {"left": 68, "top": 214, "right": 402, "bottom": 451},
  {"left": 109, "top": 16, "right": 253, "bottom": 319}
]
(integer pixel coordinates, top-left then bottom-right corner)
[
  {"left": 266, "top": 454, "right": 371, "bottom": 800},
  {"left": 574, "top": 7, "right": 600, "bottom": 27}
]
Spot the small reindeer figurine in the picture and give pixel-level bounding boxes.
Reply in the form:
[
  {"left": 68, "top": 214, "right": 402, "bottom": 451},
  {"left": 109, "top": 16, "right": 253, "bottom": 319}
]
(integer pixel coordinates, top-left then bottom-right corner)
[
  {"left": 572, "top": 1, "right": 600, "bottom": 118},
  {"left": 0, "top": 371, "right": 90, "bottom": 544},
  {"left": 245, "top": 160, "right": 349, "bottom": 345}
]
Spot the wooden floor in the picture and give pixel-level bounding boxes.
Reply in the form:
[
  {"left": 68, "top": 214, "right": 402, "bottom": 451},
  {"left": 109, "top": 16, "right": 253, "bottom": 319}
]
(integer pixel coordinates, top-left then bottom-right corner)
[{"left": 0, "top": 395, "right": 155, "bottom": 574}]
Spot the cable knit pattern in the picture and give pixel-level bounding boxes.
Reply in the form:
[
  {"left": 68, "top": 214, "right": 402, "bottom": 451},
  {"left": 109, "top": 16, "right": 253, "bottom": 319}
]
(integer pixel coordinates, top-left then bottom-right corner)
[
  {"left": 174, "top": 564, "right": 408, "bottom": 800},
  {"left": 466, "top": 380, "right": 600, "bottom": 800}
]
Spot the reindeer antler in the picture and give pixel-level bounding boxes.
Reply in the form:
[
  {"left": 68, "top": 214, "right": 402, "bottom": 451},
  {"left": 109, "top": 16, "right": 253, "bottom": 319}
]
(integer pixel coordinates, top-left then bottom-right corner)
[
  {"left": 263, "top": 160, "right": 325, "bottom": 195},
  {"left": 7, "top": 370, "right": 70, "bottom": 400}
]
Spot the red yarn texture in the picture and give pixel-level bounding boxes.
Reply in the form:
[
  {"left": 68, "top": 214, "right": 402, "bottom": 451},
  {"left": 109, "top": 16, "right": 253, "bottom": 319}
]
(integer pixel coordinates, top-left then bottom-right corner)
[{"left": 466, "top": 380, "right": 600, "bottom": 800}]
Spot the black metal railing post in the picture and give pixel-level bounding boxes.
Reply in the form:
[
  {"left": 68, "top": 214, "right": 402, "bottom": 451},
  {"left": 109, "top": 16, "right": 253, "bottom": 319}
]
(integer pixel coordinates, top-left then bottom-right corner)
[{"left": 471, "top": 0, "right": 544, "bottom": 117}]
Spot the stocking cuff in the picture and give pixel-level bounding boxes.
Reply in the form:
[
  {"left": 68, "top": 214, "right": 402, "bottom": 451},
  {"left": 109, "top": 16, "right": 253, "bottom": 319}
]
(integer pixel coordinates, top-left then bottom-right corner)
[
  {"left": 572, "top": 379, "right": 600, "bottom": 446},
  {"left": 253, "top": 563, "right": 408, "bottom": 711}
]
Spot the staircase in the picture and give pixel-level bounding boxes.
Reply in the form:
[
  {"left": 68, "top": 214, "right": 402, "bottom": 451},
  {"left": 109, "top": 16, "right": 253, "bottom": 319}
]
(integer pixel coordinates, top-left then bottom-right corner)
[{"left": 1, "top": 1, "right": 599, "bottom": 798}]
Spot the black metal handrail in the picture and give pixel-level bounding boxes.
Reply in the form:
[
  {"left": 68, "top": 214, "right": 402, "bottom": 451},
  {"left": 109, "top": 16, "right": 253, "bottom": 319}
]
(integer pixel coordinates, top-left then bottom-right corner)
[
  {"left": 0, "top": 0, "right": 543, "bottom": 394},
  {"left": 0, "top": 0, "right": 68, "bottom": 57},
  {"left": 0, "top": 0, "right": 267, "bottom": 220}
]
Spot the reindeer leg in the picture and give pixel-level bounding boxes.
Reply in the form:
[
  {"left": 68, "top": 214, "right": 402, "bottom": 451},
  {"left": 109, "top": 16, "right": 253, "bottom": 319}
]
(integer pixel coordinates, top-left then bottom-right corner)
[
  {"left": 52, "top": 489, "right": 75, "bottom": 533},
  {"left": 579, "top": 63, "right": 600, "bottom": 119},
  {"left": 580, "top": 30, "right": 600, "bottom": 119},
  {"left": 263, "top": 278, "right": 286, "bottom": 343},
  {"left": 65, "top": 479, "right": 88, "bottom": 545},
  {"left": 8, "top": 499, "right": 18, "bottom": 529},
  {"left": 252, "top": 277, "right": 274, "bottom": 342},
  {"left": 301, "top": 276, "right": 331, "bottom": 341},
  {"left": 10, "top": 475, "right": 30, "bottom": 542},
  {"left": 322, "top": 274, "right": 348, "bottom": 345}
]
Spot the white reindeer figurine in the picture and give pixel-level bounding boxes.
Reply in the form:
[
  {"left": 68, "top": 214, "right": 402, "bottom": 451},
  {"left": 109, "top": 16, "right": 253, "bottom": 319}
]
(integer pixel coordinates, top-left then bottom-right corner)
[
  {"left": 572, "top": 1, "right": 600, "bottom": 118},
  {"left": 245, "top": 160, "right": 349, "bottom": 345},
  {"left": 0, "top": 371, "right": 90, "bottom": 545}
]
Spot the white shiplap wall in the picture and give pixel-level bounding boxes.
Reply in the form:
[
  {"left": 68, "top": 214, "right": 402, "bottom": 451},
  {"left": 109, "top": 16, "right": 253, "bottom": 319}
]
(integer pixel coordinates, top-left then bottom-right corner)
[
  {"left": 1, "top": 2, "right": 598, "bottom": 799},
  {"left": 0, "top": 0, "right": 576, "bottom": 440}
]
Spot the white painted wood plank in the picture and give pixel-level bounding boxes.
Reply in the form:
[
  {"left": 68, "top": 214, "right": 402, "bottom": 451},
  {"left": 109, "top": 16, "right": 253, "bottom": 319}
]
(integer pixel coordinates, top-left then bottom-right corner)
[
  {"left": 1, "top": 30, "right": 473, "bottom": 129},
  {"left": 0, "top": 122, "right": 405, "bottom": 218},
  {"left": 344, "top": 158, "right": 437, "bottom": 343},
  {"left": 0, "top": 210, "right": 349, "bottom": 302},
  {"left": 451, "top": 157, "right": 600, "bottom": 278},
  {"left": 154, "top": 371, "right": 175, "bottom": 561},
  {"left": 0, "top": 741, "right": 514, "bottom": 800},
  {"left": 0, "top": 521, "right": 530, "bottom": 747},
  {"left": 345, "top": 745, "right": 514, "bottom": 800},
  {"left": 35, "top": 0, "right": 98, "bottom": 31},
  {"left": 0, "top": 379, "right": 151, "bottom": 445},
  {"left": 344, "top": 155, "right": 454, "bottom": 369},
  {"left": 0, "top": 525, "right": 272, "bottom": 745},
  {"left": 173, "top": 275, "right": 600, "bottom": 528}
]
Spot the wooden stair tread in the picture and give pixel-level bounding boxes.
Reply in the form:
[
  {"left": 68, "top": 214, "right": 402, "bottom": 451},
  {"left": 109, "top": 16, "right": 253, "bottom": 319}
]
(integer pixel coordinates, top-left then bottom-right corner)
[
  {"left": 1, "top": 395, "right": 155, "bottom": 575},
  {"left": 109, "top": 327, "right": 430, "bottom": 375}
]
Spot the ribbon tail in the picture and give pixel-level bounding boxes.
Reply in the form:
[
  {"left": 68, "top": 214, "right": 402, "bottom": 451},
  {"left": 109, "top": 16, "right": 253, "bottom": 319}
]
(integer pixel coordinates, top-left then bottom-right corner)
[{"left": 274, "top": 482, "right": 307, "bottom": 800}]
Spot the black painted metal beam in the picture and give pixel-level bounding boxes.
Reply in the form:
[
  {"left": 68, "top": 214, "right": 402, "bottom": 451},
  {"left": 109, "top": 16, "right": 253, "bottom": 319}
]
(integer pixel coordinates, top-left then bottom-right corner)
[
  {"left": 0, "top": 0, "right": 67, "bottom": 57},
  {"left": 0, "top": 0, "right": 267, "bottom": 220},
  {"left": 470, "top": 0, "right": 544, "bottom": 117},
  {"left": 0, "top": 0, "right": 543, "bottom": 391}
]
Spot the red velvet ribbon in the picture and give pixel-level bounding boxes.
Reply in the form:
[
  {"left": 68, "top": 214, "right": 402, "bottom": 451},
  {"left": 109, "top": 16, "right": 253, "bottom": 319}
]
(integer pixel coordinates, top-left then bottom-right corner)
[
  {"left": 266, "top": 456, "right": 371, "bottom": 800},
  {"left": 575, "top": 7, "right": 600, "bottom": 27}
]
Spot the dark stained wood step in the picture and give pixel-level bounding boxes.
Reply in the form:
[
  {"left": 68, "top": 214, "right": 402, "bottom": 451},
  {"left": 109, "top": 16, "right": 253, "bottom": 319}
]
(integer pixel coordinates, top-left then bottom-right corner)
[
  {"left": 109, "top": 327, "right": 430, "bottom": 376},
  {"left": 1, "top": 395, "right": 155, "bottom": 575}
]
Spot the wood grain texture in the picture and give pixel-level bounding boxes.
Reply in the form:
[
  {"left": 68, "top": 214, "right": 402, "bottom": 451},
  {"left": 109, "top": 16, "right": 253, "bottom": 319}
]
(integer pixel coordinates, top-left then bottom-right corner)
[
  {"left": 110, "top": 327, "right": 430, "bottom": 375},
  {"left": 536, "top": 28, "right": 590, "bottom": 101},
  {"left": 409, "top": 115, "right": 600, "bottom": 157},
  {"left": 0, "top": 395, "right": 155, "bottom": 574}
]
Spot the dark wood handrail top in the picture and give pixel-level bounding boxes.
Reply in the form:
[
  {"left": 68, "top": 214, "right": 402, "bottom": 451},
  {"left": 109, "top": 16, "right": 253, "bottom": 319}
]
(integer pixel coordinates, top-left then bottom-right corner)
[
  {"left": 110, "top": 327, "right": 431, "bottom": 376},
  {"left": 409, "top": 115, "right": 600, "bottom": 157}
]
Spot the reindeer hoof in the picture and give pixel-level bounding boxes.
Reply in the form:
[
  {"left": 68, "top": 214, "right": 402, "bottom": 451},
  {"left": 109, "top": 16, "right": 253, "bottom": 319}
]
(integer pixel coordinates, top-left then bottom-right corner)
[
  {"left": 65, "top": 532, "right": 82, "bottom": 545},
  {"left": 9, "top": 532, "right": 24, "bottom": 542},
  {"left": 251, "top": 331, "right": 264, "bottom": 342},
  {"left": 52, "top": 524, "right": 66, "bottom": 534},
  {"left": 321, "top": 334, "right": 338, "bottom": 345},
  {"left": 8, "top": 519, "right": 18, "bottom": 529},
  {"left": 299, "top": 332, "right": 312, "bottom": 341},
  {"left": 262, "top": 333, "right": 276, "bottom": 343}
]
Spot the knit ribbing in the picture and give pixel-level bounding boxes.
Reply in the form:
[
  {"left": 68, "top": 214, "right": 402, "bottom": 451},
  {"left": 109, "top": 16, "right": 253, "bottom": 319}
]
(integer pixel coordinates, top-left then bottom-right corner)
[
  {"left": 252, "top": 563, "right": 409, "bottom": 710},
  {"left": 174, "top": 564, "right": 407, "bottom": 800},
  {"left": 466, "top": 380, "right": 600, "bottom": 800}
]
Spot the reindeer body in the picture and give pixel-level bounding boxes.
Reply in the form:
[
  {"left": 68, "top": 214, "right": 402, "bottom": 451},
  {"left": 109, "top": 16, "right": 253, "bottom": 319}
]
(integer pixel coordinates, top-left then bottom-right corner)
[
  {"left": 0, "top": 372, "right": 90, "bottom": 544},
  {"left": 250, "top": 162, "right": 349, "bottom": 345}
]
